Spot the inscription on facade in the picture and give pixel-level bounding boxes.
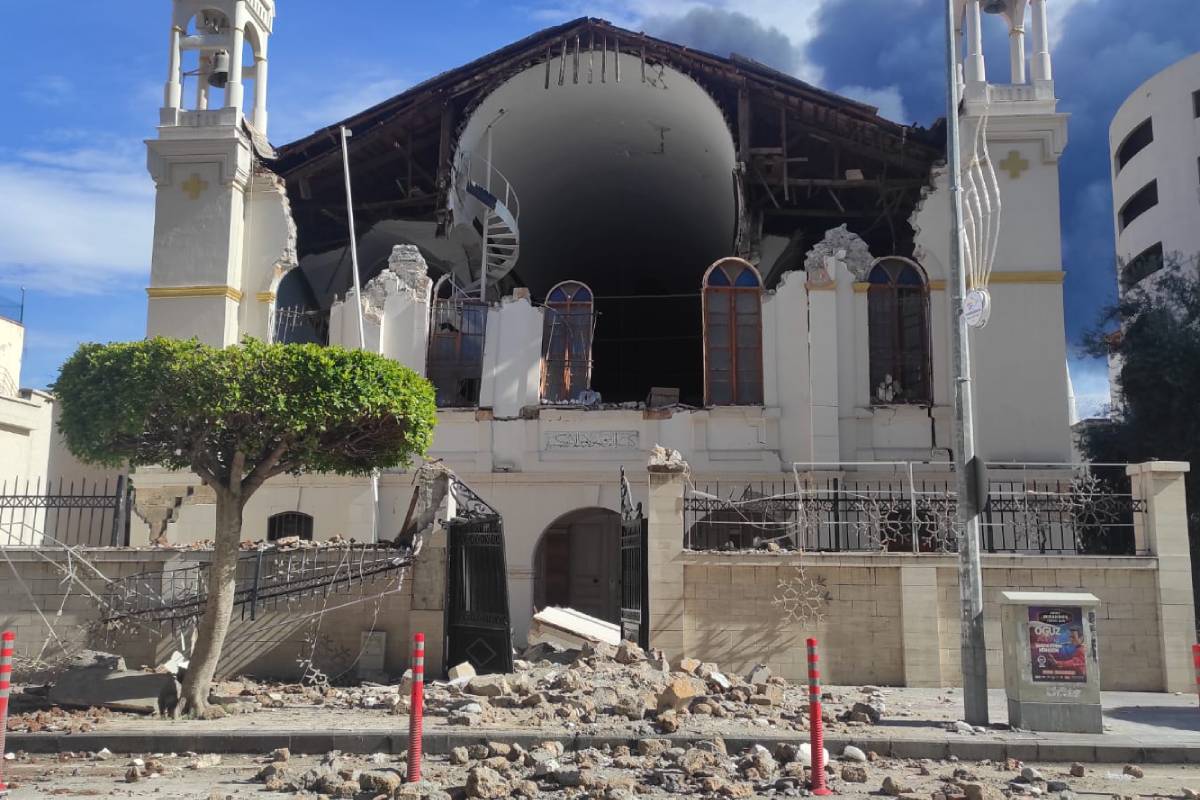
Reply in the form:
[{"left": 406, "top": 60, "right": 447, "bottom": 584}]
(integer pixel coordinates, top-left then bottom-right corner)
[{"left": 543, "top": 430, "right": 640, "bottom": 450}]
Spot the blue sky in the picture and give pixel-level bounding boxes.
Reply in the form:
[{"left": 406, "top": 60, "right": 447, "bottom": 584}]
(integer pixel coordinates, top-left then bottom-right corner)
[{"left": 1, "top": 1, "right": 1196, "bottom": 417}]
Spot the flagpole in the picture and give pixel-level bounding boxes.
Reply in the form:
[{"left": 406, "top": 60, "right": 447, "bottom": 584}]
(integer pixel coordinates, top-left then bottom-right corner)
[{"left": 340, "top": 125, "right": 381, "bottom": 543}]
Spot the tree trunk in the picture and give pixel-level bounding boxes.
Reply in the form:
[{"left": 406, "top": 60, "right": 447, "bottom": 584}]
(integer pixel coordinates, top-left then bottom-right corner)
[{"left": 176, "top": 490, "right": 243, "bottom": 716}]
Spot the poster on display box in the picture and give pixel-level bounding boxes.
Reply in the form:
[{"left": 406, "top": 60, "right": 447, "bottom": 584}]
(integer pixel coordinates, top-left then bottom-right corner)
[{"left": 1028, "top": 606, "right": 1087, "bottom": 683}]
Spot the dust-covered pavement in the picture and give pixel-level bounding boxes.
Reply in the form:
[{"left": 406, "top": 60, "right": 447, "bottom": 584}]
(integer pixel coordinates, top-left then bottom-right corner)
[{"left": 5, "top": 746, "right": 1200, "bottom": 799}]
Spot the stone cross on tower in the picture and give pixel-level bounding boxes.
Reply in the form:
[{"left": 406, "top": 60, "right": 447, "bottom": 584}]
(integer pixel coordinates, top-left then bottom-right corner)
[{"left": 145, "top": 0, "right": 276, "bottom": 346}]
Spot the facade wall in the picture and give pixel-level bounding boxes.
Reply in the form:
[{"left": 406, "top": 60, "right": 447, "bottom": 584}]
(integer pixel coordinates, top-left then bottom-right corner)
[{"left": 1110, "top": 52, "right": 1200, "bottom": 289}]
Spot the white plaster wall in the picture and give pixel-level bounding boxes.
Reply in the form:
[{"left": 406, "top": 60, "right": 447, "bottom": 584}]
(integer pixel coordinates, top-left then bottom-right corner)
[
  {"left": 239, "top": 173, "right": 298, "bottom": 341},
  {"left": 380, "top": 289, "right": 429, "bottom": 375},
  {"left": 1110, "top": 52, "right": 1200, "bottom": 282},
  {"left": 147, "top": 295, "right": 240, "bottom": 347},
  {"left": 478, "top": 296, "right": 542, "bottom": 419},
  {"left": 0, "top": 318, "right": 23, "bottom": 395}
]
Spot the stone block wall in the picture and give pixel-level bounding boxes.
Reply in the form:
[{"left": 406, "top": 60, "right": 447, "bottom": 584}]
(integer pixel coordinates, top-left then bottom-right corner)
[{"left": 649, "top": 461, "right": 1197, "bottom": 693}]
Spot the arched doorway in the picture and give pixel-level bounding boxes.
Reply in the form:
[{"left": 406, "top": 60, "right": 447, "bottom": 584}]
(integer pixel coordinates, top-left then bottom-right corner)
[{"left": 533, "top": 507, "right": 622, "bottom": 624}]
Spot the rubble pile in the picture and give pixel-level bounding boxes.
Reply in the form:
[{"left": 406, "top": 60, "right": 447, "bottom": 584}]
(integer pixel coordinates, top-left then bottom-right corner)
[{"left": 421, "top": 642, "right": 813, "bottom": 736}]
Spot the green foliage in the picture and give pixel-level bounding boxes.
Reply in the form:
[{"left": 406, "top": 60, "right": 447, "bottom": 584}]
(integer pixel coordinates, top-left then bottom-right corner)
[
  {"left": 1080, "top": 258, "right": 1200, "bottom": 560},
  {"left": 53, "top": 337, "right": 436, "bottom": 488}
]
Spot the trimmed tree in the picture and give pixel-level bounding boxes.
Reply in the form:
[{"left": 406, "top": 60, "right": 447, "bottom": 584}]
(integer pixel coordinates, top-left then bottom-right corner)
[
  {"left": 1080, "top": 257, "right": 1200, "bottom": 598},
  {"left": 53, "top": 337, "right": 436, "bottom": 714}
]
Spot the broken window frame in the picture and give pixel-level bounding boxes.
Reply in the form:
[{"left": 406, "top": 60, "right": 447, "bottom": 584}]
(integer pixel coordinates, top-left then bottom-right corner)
[
  {"left": 702, "top": 258, "right": 765, "bottom": 407},
  {"left": 267, "top": 511, "right": 314, "bottom": 542},
  {"left": 867, "top": 258, "right": 933, "bottom": 406},
  {"left": 540, "top": 280, "right": 597, "bottom": 404},
  {"left": 427, "top": 274, "right": 488, "bottom": 408}
]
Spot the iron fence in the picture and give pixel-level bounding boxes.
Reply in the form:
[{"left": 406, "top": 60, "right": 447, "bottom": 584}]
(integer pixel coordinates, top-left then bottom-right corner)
[
  {"left": 102, "top": 542, "right": 412, "bottom": 629},
  {"left": 0, "top": 476, "right": 131, "bottom": 548},
  {"left": 273, "top": 305, "right": 330, "bottom": 345},
  {"left": 683, "top": 462, "right": 1145, "bottom": 556}
]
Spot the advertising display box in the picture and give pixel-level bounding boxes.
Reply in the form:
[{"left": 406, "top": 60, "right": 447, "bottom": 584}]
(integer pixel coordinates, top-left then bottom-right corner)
[{"left": 1000, "top": 591, "right": 1102, "bottom": 733}]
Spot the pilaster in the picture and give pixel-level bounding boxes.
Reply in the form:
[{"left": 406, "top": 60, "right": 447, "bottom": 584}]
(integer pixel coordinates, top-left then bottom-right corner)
[
  {"left": 646, "top": 454, "right": 688, "bottom": 661},
  {"left": 900, "top": 563, "right": 944, "bottom": 687},
  {"left": 1127, "top": 461, "right": 1196, "bottom": 691}
]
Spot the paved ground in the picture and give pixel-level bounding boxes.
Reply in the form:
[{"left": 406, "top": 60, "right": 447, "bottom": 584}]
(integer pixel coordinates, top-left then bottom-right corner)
[
  {"left": 8, "top": 686, "right": 1200, "bottom": 763},
  {"left": 5, "top": 750, "right": 1200, "bottom": 799}
]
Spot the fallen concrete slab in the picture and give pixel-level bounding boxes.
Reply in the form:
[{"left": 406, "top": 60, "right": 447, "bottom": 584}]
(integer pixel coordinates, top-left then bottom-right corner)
[
  {"left": 527, "top": 606, "right": 620, "bottom": 650},
  {"left": 48, "top": 667, "right": 176, "bottom": 714}
]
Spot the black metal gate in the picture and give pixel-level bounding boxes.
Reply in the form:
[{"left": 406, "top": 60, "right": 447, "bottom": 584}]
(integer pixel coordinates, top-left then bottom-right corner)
[
  {"left": 619, "top": 468, "right": 649, "bottom": 649},
  {"left": 444, "top": 477, "right": 514, "bottom": 676}
]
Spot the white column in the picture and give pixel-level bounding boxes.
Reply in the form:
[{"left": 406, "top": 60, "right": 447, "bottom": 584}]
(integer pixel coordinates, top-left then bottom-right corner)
[
  {"left": 252, "top": 55, "right": 269, "bottom": 134},
  {"left": 1009, "top": 26, "right": 1027, "bottom": 84},
  {"left": 195, "top": 57, "right": 210, "bottom": 110},
  {"left": 224, "top": 25, "right": 245, "bottom": 111},
  {"left": 1030, "top": 0, "right": 1052, "bottom": 82},
  {"left": 964, "top": 0, "right": 987, "bottom": 85},
  {"left": 164, "top": 25, "right": 183, "bottom": 109}
]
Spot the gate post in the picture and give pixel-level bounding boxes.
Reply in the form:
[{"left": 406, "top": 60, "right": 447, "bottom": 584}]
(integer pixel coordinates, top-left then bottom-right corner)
[{"left": 646, "top": 450, "right": 689, "bottom": 663}]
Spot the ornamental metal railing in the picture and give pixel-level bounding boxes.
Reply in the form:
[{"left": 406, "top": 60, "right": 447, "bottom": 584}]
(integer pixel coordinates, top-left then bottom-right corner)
[
  {"left": 0, "top": 476, "right": 131, "bottom": 548},
  {"left": 101, "top": 542, "right": 412, "bottom": 629},
  {"left": 683, "top": 462, "right": 1145, "bottom": 556}
]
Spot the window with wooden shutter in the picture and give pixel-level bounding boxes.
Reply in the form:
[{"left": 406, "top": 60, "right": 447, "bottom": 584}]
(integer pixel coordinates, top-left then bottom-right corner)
[
  {"left": 868, "top": 259, "right": 932, "bottom": 405},
  {"left": 541, "top": 281, "right": 596, "bottom": 403},
  {"left": 703, "top": 258, "right": 764, "bottom": 406}
]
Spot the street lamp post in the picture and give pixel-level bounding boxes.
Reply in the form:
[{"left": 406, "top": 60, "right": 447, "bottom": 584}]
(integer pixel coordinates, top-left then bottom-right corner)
[{"left": 943, "top": 0, "right": 990, "bottom": 725}]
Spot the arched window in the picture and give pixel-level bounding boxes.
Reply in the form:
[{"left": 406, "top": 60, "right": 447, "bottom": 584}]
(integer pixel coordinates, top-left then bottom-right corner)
[
  {"left": 702, "top": 258, "right": 763, "bottom": 406},
  {"left": 267, "top": 511, "right": 313, "bottom": 542},
  {"left": 868, "top": 258, "right": 932, "bottom": 405},
  {"left": 541, "top": 281, "right": 596, "bottom": 403},
  {"left": 427, "top": 275, "right": 487, "bottom": 407}
]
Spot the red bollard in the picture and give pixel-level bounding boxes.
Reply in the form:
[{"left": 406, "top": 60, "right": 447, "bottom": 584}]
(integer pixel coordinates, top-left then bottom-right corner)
[
  {"left": 807, "top": 637, "right": 833, "bottom": 795},
  {"left": 1, "top": 630, "right": 14, "bottom": 797},
  {"left": 406, "top": 633, "right": 425, "bottom": 783},
  {"left": 1192, "top": 644, "right": 1200, "bottom": 707}
]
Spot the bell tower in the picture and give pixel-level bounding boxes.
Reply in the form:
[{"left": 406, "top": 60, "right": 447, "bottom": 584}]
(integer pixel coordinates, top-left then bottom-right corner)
[{"left": 145, "top": 0, "right": 275, "bottom": 346}]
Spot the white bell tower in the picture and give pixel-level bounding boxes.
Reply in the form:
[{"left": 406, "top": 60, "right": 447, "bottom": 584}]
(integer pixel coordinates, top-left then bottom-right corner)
[{"left": 145, "top": 0, "right": 275, "bottom": 346}]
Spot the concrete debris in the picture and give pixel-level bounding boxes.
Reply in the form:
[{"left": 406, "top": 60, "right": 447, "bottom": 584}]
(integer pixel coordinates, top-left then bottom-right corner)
[
  {"left": 448, "top": 661, "right": 477, "bottom": 681},
  {"left": 528, "top": 606, "right": 621, "bottom": 649},
  {"left": 1123, "top": 765, "right": 1145, "bottom": 779},
  {"left": 841, "top": 745, "right": 868, "bottom": 762},
  {"left": 648, "top": 444, "right": 686, "bottom": 470},
  {"left": 48, "top": 666, "right": 177, "bottom": 714}
]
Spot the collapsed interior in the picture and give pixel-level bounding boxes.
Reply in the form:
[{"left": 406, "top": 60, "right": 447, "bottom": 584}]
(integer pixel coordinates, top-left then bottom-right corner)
[{"left": 271, "top": 18, "right": 943, "bottom": 408}]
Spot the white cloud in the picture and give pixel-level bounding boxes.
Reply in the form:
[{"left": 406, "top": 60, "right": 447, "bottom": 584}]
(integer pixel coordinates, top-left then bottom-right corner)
[
  {"left": 0, "top": 140, "right": 153, "bottom": 294},
  {"left": 520, "top": 0, "right": 831, "bottom": 83},
  {"left": 835, "top": 85, "right": 909, "bottom": 122},
  {"left": 270, "top": 74, "right": 411, "bottom": 143},
  {"left": 21, "top": 75, "right": 75, "bottom": 107},
  {"left": 1068, "top": 357, "right": 1112, "bottom": 420}
]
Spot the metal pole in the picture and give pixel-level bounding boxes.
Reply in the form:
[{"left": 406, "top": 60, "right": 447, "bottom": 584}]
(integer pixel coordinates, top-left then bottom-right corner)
[
  {"left": 339, "top": 126, "right": 381, "bottom": 543},
  {"left": 945, "top": 0, "right": 989, "bottom": 725}
]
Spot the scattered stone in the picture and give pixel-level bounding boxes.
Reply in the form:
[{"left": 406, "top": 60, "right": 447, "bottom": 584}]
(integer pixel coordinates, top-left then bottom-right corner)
[
  {"left": 615, "top": 641, "right": 645, "bottom": 664},
  {"left": 271, "top": 747, "right": 290, "bottom": 763},
  {"left": 512, "top": 779, "right": 539, "bottom": 797},
  {"left": 466, "top": 765, "right": 508, "bottom": 799},
  {"left": 1021, "top": 767, "right": 1044, "bottom": 782},
  {"left": 850, "top": 700, "right": 883, "bottom": 723},
  {"left": 449, "top": 746, "right": 470, "bottom": 765},
  {"left": 964, "top": 783, "right": 1000, "bottom": 800},
  {"left": 882, "top": 775, "right": 908, "bottom": 796},
  {"left": 94, "top": 748, "right": 113, "bottom": 761},
  {"left": 841, "top": 745, "right": 868, "bottom": 763},
  {"left": 1122, "top": 765, "right": 1144, "bottom": 779},
  {"left": 1046, "top": 780, "right": 1070, "bottom": 793},
  {"left": 953, "top": 720, "right": 974, "bottom": 735},
  {"left": 124, "top": 766, "right": 141, "bottom": 783},
  {"left": 188, "top": 753, "right": 222, "bottom": 769},
  {"left": 448, "top": 661, "right": 477, "bottom": 681},
  {"left": 747, "top": 664, "right": 771, "bottom": 686},
  {"left": 255, "top": 763, "right": 287, "bottom": 783},
  {"left": 658, "top": 675, "right": 706, "bottom": 712},
  {"left": 359, "top": 769, "right": 403, "bottom": 795},
  {"left": 842, "top": 765, "right": 868, "bottom": 783},
  {"left": 1069, "top": 763, "right": 1085, "bottom": 778},
  {"left": 465, "top": 675, "right": 511, "bottom": 698},
  {"left": 1182, "top": 788, "right": 1198, "bottom": 800},
  {"left": 656, "top": 709, "right": 680, "bottom": 732}
]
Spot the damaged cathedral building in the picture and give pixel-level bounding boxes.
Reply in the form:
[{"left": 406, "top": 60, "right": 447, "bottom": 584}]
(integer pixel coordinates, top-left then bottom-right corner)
[{"left": 140, "top": 1, "right": 1078, "bottom": 649}]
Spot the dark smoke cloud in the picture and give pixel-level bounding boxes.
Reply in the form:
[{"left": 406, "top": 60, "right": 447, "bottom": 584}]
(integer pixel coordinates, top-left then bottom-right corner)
[
  {"left": 804, "top": 0, "right": 1200, "bottom": 349},
  {"left": 643, "top": 7, "right": 800, "bottom": 73}
]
